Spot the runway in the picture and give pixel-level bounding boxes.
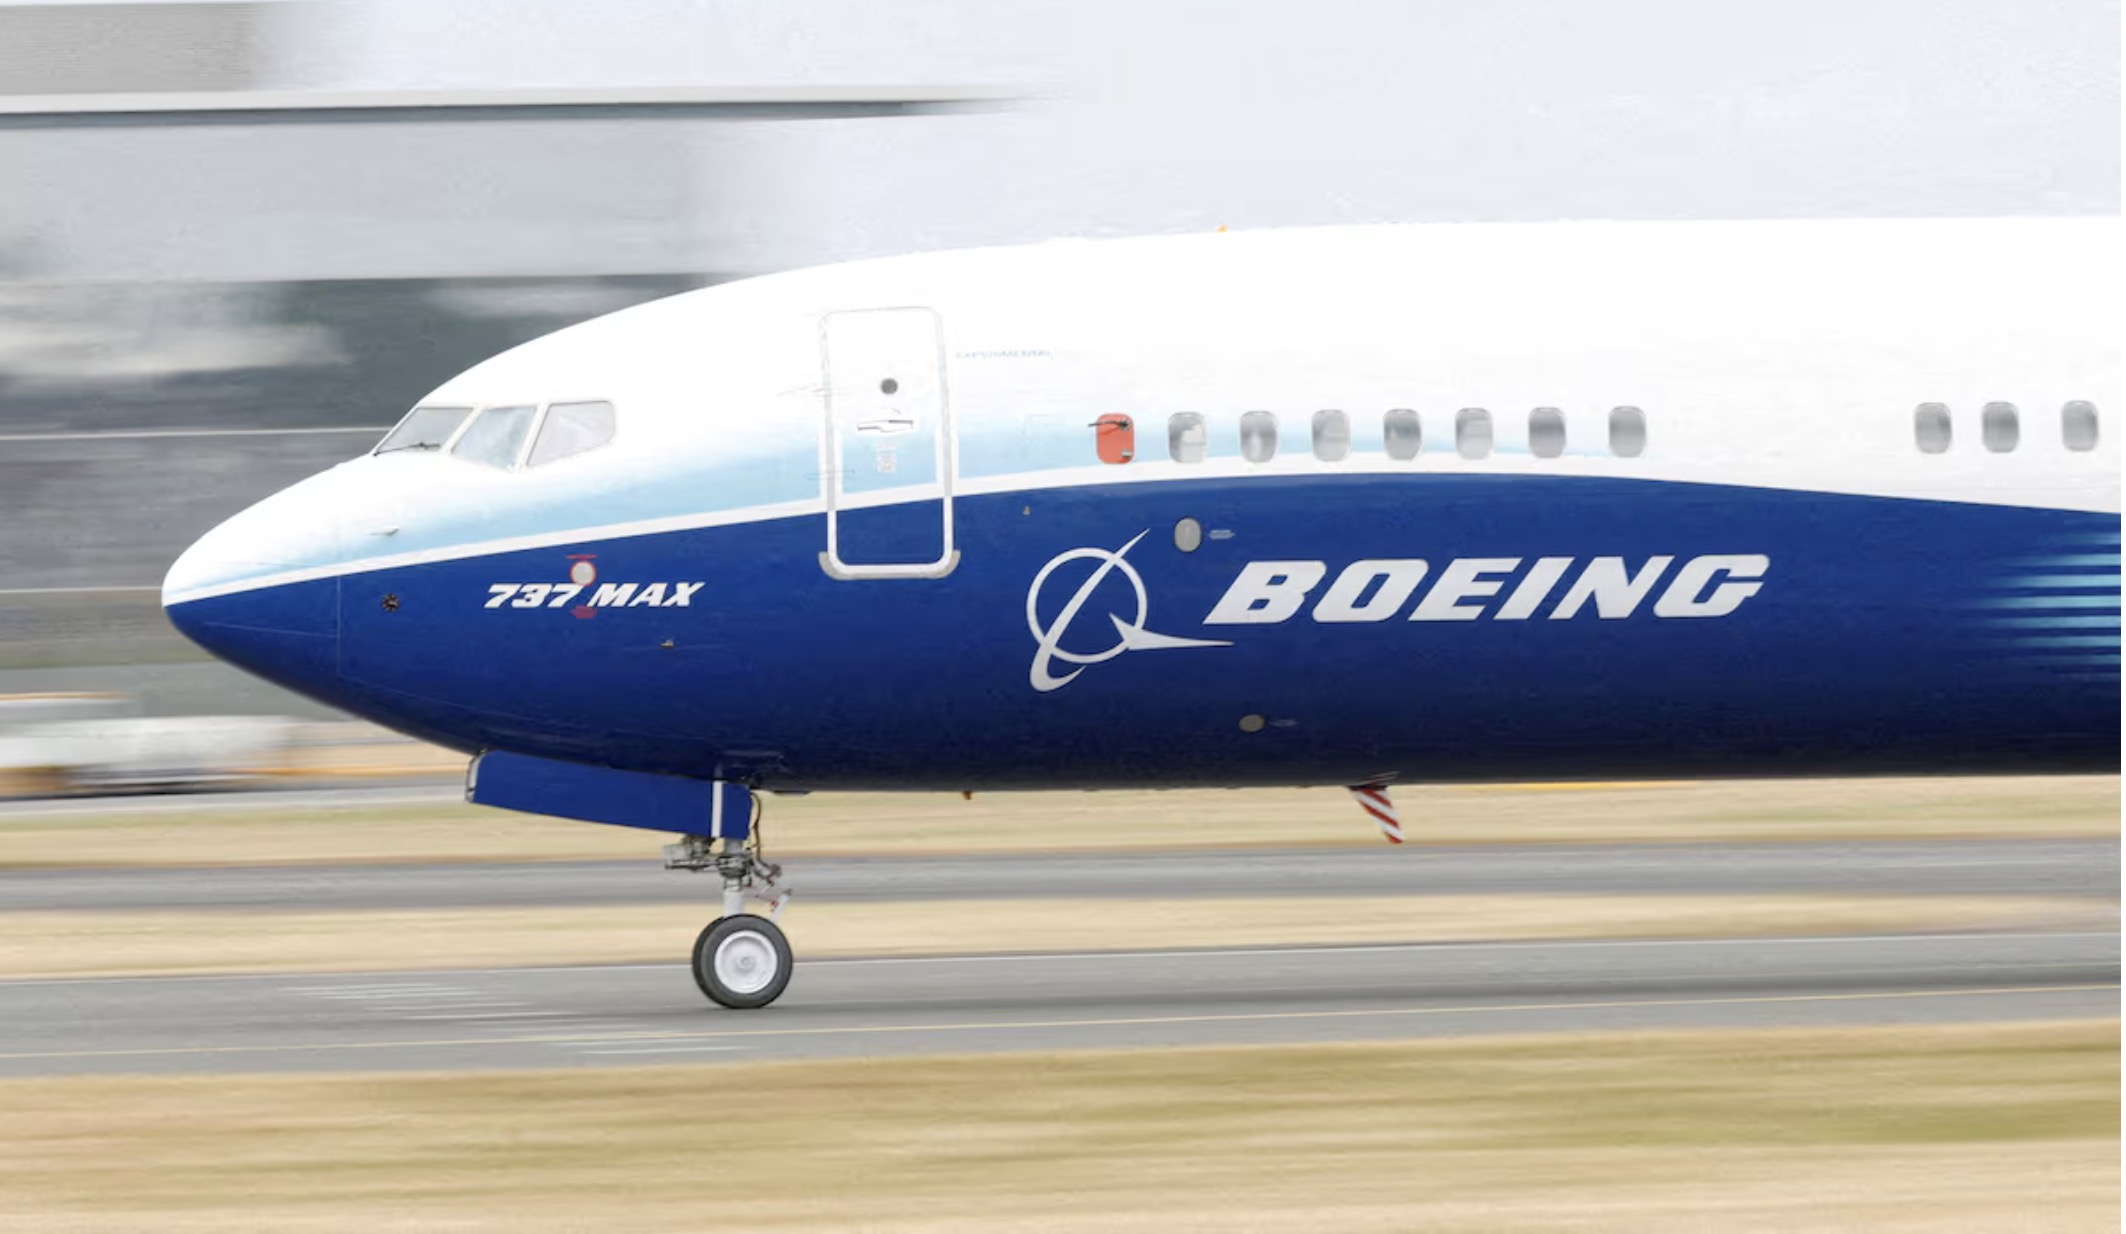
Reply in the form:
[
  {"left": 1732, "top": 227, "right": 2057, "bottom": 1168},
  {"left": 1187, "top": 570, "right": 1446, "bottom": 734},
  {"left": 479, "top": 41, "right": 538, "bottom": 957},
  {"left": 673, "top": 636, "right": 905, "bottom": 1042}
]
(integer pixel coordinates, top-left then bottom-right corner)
[
  {"left": 0, "top": 931, "right": 2113, "bottom": 1076},
  {"left": 2, "top": 838, "right": 2115, "bottom": 911},
  {"left": 3, "top": 812, "right": 2115, "bottom": 1078},
  {"left": 0, "top": 784, "right": 462, "bottom": 820}
]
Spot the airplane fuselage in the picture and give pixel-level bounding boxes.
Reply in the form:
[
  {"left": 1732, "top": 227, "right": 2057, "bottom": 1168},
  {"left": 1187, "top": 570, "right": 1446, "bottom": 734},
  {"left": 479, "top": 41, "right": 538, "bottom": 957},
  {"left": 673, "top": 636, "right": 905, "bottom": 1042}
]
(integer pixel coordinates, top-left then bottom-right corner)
[{"left": 164, "top": 218, "right": 2122, "bottom": 789}]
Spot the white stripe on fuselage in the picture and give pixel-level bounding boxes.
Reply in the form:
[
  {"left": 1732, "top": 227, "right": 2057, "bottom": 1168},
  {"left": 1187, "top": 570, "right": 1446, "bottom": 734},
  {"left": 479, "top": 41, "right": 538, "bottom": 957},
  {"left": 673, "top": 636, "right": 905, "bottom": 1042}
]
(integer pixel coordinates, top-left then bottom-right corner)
[{"left": 161, "top": 459, "right": 2113, "bottom": 607}]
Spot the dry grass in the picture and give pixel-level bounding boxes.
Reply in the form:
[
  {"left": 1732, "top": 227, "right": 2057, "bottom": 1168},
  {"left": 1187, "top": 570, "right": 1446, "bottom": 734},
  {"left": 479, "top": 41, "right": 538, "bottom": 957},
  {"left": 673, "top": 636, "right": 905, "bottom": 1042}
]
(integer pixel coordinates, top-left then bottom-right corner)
[
  {"left": 0, "top": 775, "right": 2115, "bottom": 868},
  {"left": 0, "top": 893, "right": 2100, "bottom": 978},
  {"left": 0, "top": 1020, "right": 2113, "bottom": 1232}
]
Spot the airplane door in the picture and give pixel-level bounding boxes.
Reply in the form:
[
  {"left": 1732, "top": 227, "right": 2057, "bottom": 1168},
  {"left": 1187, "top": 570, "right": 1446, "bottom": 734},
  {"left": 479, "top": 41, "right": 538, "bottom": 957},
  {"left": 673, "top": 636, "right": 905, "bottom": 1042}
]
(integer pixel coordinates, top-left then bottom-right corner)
[{"left": 820, "top": 307, "right": 956, "bottom": 578}]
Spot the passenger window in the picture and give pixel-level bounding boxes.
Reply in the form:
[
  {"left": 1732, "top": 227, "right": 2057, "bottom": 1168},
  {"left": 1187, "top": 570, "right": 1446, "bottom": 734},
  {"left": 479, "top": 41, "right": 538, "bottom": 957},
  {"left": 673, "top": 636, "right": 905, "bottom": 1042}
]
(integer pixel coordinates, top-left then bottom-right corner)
[
  {"left": 1528, "top": 406, "right": 1566, "bottom": 459},
  {"left": 1312, "top": 410, "right": 1350, "bottom": 462},
  {"left": 1169, "top": 412, "right": 1208, "bottom": 463},
  {"left": 1240, "top": 410, "right": 1279, "bottom": 463},
  {"left": 2063, "top": 401, "right": 2099, "bottom": 452},
  {"left": 528, "top": 400, "right": 617, "bottom": 467},
  {"left": 375, "top": 405, "right": 472, "bottom": 455},
  {"left": 1608, "top": 406, "right": 1646, "bottom": 458},
  {"left": 1982, "top": 401, "right": 2018, "bottom": 453},
  {"left": 1914, "top": 402, "right": 1952, "bottom": 454},
  {"left": 1455, "top": 408, "right": 1492, "bottom": 460},
  {"left": 1383, "top": 409, "right": 1421, "bottom": 460},
  {"left": 451, "top": 405, "right": 538, "bottom": 469}
]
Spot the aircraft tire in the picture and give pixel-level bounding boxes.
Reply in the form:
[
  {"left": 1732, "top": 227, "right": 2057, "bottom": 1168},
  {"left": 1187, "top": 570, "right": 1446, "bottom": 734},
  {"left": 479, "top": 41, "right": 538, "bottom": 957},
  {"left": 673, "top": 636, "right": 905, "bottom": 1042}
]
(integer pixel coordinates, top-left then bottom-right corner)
[{"left": 692, "top": 914, "right": 792, "bottom": 1009}]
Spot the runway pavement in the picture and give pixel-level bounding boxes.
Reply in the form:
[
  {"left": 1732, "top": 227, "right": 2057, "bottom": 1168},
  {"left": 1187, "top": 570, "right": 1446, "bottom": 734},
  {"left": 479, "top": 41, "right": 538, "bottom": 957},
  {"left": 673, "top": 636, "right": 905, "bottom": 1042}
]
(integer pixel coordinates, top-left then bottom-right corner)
[
  {"left": 1, "top": 838, "right": 2115, "bottom": 911},
  {"left": 0, "top": 784, "right": 461, "bottom": 820},
  {"left": 0, "top": 931, "right": 2113, "bottom": 1076},
  {"left": 3, "top": 794, "right": 2115, "bottom": 1078}
]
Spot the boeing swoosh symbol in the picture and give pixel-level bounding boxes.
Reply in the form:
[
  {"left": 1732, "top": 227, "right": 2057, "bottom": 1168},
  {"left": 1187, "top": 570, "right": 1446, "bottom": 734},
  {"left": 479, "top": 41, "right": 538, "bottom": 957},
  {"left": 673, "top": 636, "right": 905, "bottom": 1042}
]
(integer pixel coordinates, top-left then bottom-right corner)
[{"left": 1025, "top": 531, "right": 1229, "bottom": 692}]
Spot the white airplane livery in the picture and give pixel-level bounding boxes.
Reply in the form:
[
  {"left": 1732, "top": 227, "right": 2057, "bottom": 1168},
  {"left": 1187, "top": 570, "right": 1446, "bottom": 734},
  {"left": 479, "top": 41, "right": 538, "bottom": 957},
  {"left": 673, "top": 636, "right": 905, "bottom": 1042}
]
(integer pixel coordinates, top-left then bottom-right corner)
[{"left": 163, "top": 217, "right": 2121, "bottom": 1007}]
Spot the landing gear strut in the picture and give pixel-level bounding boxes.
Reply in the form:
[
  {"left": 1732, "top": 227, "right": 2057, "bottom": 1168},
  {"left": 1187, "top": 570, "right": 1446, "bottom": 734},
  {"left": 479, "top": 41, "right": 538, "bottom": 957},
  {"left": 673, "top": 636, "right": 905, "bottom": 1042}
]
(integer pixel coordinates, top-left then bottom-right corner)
[{"left": 664, "top": 784, "right": 792, "bottom": 1009}]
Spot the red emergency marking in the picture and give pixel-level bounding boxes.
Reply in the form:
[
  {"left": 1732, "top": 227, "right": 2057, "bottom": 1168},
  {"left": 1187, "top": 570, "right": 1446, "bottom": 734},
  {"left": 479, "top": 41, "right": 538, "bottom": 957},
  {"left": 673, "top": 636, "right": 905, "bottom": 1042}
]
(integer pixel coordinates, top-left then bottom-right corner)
[
  {"left": 1094, "top": 413, "right": 1135, "bottom": 465},
  {"left": 1348, "top": 784, "right": 1401, "bottom": 844}
]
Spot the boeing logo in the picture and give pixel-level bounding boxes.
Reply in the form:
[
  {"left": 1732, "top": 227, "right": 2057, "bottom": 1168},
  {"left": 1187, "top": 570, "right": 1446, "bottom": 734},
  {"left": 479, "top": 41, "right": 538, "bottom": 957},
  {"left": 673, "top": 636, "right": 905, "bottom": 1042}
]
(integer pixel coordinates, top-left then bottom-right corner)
[
  {"left": 1203, "top": 554, "right": 1770, "bottom": 624},
  {"left": 1026, "top": 531, "right": 1230, "bottom": 692},
  {"left": 1026, "top": 543, "right": 1770, "bottom": 693}
]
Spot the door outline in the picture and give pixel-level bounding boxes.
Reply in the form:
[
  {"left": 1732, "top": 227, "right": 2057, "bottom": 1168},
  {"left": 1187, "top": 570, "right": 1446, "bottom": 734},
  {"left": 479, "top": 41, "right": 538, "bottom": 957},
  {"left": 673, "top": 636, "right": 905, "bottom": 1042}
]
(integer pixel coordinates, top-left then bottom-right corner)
[{"left": 818, "top": 306, "right": 959, "bottom": 580}]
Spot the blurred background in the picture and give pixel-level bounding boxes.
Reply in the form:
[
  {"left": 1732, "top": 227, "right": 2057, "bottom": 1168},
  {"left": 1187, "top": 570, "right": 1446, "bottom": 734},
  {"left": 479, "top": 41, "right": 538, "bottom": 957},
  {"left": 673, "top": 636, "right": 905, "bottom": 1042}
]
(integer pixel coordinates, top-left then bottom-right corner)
[{"left": 0, "top": 0, "right": 2117, "bottom": 791}]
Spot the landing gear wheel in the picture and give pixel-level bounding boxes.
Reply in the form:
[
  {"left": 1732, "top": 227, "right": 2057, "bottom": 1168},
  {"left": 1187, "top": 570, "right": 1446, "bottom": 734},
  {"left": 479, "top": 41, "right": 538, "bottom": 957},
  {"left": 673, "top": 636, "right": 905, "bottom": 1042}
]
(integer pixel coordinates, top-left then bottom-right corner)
[{"left": 692, "top": 914, "right": 792, "bottom": 1009}]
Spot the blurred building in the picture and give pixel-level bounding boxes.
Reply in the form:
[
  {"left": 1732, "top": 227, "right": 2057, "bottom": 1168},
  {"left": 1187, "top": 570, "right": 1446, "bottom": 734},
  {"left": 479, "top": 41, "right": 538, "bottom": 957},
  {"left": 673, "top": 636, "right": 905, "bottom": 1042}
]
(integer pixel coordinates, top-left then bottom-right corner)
[
  {"left": 0, "top": 0, "right": 2115, "bottom": 713},
  {"left": 0, "top": 2, "right": 951, "bottom": 704}
]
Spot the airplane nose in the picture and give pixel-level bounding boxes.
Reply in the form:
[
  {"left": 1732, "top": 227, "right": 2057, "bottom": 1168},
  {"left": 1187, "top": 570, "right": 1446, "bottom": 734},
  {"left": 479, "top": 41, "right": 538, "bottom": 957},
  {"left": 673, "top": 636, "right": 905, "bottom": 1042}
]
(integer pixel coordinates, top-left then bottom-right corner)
[{"left": 163, "top": 472, "right": 347, "bottom": 700}]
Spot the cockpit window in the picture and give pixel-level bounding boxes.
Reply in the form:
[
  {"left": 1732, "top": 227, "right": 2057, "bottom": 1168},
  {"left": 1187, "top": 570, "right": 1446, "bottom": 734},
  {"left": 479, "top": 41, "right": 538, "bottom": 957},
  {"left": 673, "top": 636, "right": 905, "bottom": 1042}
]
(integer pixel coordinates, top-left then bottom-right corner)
[
  {"left": 451, "top": 405, "right": 538, "bottom": 469},
  {"left": 528, "top": 401, "right": 617, "bottom": 467},
  {"left": 374, "top": 405, "right": 472, "bottom": 455}
]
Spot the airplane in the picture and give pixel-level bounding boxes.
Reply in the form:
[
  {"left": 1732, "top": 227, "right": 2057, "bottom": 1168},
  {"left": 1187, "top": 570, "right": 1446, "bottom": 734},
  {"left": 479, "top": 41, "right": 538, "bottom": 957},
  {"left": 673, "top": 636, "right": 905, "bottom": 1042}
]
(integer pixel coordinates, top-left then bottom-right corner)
[{"left": 162, "top": 216, "right": 2121, "bottom": 1009}]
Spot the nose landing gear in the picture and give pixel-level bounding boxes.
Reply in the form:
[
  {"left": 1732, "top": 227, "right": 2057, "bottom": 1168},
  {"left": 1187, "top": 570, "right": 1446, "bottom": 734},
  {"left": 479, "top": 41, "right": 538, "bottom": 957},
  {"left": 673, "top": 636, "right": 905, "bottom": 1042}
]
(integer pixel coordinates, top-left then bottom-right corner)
[{"left": 664, "top": 784, "right": 792, "bottom": 1009}]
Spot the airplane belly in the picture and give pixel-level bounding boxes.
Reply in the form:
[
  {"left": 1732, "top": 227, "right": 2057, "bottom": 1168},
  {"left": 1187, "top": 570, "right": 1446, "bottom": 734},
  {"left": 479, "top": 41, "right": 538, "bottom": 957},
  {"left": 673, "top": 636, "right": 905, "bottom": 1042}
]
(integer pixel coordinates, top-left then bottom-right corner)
[{"left": 315, "top": 474, "right": 2117, "bottom": 787}]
